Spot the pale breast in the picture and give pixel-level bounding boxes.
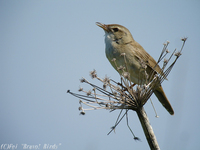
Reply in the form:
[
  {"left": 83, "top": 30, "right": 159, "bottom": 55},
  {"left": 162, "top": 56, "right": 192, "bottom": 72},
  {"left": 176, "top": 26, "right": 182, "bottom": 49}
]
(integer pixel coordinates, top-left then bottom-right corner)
[{"left": 105, "top": 40, "right": 147, "bottom": 84}]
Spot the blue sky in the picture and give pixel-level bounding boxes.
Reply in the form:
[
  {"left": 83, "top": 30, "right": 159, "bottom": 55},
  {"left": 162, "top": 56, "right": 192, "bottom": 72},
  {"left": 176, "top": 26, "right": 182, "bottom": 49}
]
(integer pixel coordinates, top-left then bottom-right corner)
[{"left": 0, "top": 1, "right": 200, "bottom": 150}]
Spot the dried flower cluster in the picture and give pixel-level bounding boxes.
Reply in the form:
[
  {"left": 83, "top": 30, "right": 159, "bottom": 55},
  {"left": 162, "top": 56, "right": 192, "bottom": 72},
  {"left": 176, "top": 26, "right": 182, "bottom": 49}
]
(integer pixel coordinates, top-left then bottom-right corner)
[{"left": 67, "top": 38, "right": 187, "bottom": 141}]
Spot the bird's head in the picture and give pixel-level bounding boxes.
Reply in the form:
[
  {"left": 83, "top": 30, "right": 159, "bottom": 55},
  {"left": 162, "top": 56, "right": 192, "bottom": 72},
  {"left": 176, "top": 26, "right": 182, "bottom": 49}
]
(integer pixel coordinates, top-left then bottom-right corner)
[{"left": 96, "top": 22, "right": 134, "bottom": 45}]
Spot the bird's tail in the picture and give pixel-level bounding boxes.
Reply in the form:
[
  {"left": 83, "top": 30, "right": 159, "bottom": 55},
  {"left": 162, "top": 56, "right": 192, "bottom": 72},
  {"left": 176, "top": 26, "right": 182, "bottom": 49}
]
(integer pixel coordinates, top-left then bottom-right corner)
[{"left": 154, "top": 85, "right": 174, "bottom": 115}]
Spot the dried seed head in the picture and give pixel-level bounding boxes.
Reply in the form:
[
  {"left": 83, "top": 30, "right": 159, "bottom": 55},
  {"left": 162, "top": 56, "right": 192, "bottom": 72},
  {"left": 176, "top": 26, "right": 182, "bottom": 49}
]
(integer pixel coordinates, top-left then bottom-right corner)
[
  {"left": 86, "top": 90, "right": 92, "bottom": 96},
  {"left": 164, "top": 58, "right": 168, "bottom": 64},
  {"left": 103, "top": 84, "right": 107, "bottom": 90},
  {"left": 105, "top": 104, "right": 109, "bottom": 108},
  {"left": 78, "top": 87, "right": 83, "bottom": 92},
  {"left": 80, "top": 78, "right": 85, "bottom": 83},
  {"left": 113, "top": 91, "right": 118, "bottom": 96},
  {"left": 174, "top": 51, "right": 182, "bottom": 57},
  {"left": 112, "top": 58, "right": 116, "bottom": 62},
  {"left": 90, "top": 69, "right": 97, "bottom": 79},
  {"left": 115, "top": 86, "right": 121, "bottom": 91},
  {"left": 123, "top": 72, "right": 130, "bottom": 79},
  {"left": 120, "top": 53, "right": 126, "bottom": 56},
  {"left": 118, "top": 65, "right": 125, "bottom": 71},
  {"left": 134, "top": 137, "right": 141, "bottom": 141},
  {"left": 138, "top": 59, "right": 147, "bottom": 70},
  {"left": 141, "top": 62, "right": 147, "bottom": 69},
  {"left": 80, "top": 111, "right": 85, "bottom": 115},
  {"left": 166, "top": 49, "right": 170, "bottom": 53},
  {"left": 181, "top": 37, "right": 187, "bottom": 42},
  {"left": 103, "top": 76, "right": 110, "bottom": 83},
  {"left": 78, "top": 106, "right": 83, "bottom": 111}
]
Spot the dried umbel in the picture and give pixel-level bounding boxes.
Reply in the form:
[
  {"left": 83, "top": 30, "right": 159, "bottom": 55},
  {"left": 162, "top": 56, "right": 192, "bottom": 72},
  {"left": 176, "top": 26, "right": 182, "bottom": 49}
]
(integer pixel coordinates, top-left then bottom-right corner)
[
  {"left": 68, "top": 38, "right": 186, "bottom": 113},
  {"left": 67, "top": 38, "right": 187, "bottom": 148}
]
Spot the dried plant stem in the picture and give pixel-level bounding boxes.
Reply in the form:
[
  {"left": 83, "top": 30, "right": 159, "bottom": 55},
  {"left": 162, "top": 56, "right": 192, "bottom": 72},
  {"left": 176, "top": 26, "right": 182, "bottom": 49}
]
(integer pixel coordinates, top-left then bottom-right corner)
[{"left": 136, "top": 107, "right": 160, "bottom": 150}]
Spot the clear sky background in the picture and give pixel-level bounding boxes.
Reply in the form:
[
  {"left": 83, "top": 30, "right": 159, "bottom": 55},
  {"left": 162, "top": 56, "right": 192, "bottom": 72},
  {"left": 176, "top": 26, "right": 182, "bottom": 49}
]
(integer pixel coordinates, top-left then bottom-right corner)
[{"left": 0, "top": 1, "right": 199, "bottom": 150}]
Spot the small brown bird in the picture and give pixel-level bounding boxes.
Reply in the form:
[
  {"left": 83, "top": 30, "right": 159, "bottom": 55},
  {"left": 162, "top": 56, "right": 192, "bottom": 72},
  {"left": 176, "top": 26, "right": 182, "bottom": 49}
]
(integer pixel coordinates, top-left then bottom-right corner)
[{"left": 96, "top": 22, "right": 174, "bottom": 115}]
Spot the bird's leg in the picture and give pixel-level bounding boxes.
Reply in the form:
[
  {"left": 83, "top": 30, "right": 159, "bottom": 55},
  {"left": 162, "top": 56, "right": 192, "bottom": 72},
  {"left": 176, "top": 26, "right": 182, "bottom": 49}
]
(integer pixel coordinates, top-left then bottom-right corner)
[
  {"left": 129, "top": 83, "right": 136, "bottom": 89},
  {"left": 116, "top": 77, "right": 128, "bottom": 91},
  {"left": 117, "top": 78, "right": 136, "bottom": 91}
]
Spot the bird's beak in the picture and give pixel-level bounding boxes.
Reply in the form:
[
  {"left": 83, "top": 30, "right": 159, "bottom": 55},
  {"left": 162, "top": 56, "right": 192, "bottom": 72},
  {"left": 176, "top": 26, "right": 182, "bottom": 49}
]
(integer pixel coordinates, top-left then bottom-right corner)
[{"left": 96, "top": 22, "right": 109, "bottom": 32}]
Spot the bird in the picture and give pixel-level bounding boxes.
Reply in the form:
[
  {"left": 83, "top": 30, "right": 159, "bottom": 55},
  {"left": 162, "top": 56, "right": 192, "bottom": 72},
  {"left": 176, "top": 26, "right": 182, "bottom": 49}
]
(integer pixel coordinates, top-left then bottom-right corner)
[{"left": 96, "top": 22, "right": 174, "bottom": 115}]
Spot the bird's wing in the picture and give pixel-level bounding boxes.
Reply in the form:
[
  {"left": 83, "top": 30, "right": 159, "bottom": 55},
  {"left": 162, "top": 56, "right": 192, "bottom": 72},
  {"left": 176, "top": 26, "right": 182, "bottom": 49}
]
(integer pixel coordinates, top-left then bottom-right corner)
[{"left": 130, "top": 41, "right": 164, "bottom": 75}]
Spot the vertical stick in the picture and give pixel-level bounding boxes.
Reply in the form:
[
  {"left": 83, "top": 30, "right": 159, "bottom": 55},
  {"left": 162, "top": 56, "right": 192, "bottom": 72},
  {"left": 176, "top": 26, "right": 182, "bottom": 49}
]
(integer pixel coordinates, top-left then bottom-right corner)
[{"left": 136, "top": 107, "right": 160, "bottom": 150}]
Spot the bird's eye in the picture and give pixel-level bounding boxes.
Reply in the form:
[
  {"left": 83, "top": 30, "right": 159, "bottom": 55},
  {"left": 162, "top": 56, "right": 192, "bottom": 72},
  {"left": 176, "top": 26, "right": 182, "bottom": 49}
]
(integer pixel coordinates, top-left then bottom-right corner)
[{"left": 113, "top": 28, "right": 119, "bottom": 32}]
